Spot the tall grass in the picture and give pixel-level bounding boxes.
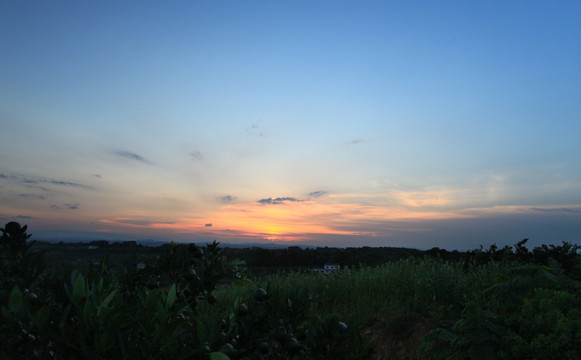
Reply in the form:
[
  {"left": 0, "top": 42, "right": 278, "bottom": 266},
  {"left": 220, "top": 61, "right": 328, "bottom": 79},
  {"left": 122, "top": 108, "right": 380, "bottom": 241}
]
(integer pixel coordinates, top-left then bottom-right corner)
[{"left": 199, "top": 257, "right": 514, "bottom": 328}]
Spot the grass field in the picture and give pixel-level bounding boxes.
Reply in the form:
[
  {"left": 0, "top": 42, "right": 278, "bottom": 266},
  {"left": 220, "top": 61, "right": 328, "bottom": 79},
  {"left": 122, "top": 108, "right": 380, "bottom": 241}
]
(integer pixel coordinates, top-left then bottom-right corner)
[
  {"left": 25, "top": 240, "right": 579, "bottom": 359},
  {"left": 197, "top": 256, "right": 516, "bottom": 358},
  {"left": 204, "top": 257, "right": 510, "bottom": 319}
]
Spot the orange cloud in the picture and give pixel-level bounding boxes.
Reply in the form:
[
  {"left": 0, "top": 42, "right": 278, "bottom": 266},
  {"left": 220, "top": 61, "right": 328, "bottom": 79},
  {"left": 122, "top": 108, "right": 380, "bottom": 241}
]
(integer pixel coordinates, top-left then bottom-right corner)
[
  {"left": 195, "top": 196, "right": 472, "bottom": 241},
  {"left": 93, "top": 188, "right": 581, "bottom": 244}
]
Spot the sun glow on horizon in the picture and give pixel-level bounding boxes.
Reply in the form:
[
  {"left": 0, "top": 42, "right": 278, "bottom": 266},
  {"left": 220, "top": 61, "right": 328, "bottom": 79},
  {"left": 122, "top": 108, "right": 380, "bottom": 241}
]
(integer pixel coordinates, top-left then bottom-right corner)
[
  {"left": 93, "top": 193, "right": 494, "bottom": 242},
  {"left": 86, "top": 200, "right": 581, "bottom": 244}
]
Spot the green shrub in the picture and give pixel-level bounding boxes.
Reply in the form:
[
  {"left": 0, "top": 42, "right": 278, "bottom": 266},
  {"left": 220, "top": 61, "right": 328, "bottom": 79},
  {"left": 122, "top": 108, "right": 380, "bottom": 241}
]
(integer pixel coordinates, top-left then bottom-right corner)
[
  {"left": 0, "top": 222, "right": 370, "bottom": 359},
  {"left": 198, "top": 284, "right": 371, "bottom": 359},
  {"left": 419, "top": 263, "right": 581, "bottom": 360}
]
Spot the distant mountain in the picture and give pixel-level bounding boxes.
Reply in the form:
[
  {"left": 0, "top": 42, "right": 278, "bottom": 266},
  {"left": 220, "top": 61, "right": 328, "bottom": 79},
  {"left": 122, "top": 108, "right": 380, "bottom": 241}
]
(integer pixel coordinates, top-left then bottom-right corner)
[
  {"left": 33, "top": 237, "right": 307, "bottom": 249},
  {"left": 215, "top": 242, "right": 297, "bottom": 249}
]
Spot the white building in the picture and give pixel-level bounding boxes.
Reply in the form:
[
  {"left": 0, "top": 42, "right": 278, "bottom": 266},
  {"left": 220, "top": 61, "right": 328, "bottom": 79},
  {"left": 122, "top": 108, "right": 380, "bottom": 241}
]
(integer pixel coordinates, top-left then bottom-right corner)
[{"left": 313, "top": 263, "right": 341, "bottom": 275}]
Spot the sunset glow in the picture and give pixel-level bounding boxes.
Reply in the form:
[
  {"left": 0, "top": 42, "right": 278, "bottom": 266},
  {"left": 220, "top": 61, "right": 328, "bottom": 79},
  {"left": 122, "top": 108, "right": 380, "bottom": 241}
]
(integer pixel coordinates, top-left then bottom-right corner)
[{"left": 1, "top": 1, "right": 580, "bottom": 249}]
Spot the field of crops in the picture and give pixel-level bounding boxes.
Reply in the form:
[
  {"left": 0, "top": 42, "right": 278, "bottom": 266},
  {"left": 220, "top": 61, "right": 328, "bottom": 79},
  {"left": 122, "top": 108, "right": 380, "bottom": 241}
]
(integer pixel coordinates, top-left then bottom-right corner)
[
  {"left": 2, "top": 222, "right": 580, "bottom": 359},
  {"left": 203, "top": 257, "right": 507, "bottom": 321},
  {"left": 198, "top": 257, "right": 515, "bottom": 358}
]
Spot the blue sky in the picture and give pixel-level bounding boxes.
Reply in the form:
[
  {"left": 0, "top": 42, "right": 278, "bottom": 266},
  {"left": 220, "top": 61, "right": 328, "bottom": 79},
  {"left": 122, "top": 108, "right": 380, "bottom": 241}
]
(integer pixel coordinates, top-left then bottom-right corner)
[{"left": 1, "top": 1, "right": 580, "bottom": 249}]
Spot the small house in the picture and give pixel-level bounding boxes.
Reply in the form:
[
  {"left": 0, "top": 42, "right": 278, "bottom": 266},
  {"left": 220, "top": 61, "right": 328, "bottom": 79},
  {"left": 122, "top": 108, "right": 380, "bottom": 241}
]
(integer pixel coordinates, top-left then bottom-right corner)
[{"left": 313, "top": 263, "right": 341, "bottom": 275}]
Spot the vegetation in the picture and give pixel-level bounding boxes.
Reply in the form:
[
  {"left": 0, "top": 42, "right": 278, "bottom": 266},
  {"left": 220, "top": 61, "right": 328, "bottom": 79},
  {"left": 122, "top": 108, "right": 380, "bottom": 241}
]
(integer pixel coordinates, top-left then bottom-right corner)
[
  {"left": 0, "top": 222, "right": 371, "bottom": 359},
  {"left": 419, "top": 242, "right": 581, "bottom": 360},
  {"left": 1, "top": 222, "right": 580, "bottom": 359}
]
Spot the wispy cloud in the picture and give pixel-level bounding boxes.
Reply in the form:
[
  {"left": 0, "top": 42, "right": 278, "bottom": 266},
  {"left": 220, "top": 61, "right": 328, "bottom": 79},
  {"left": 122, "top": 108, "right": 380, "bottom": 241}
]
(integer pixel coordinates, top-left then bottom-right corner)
[
  {"left": 190, "top": 151, "right": 202, "bottom": 160},
  {"left": 246, "top": 121, "right": 265, "bottom": 138},
  {"left": 114, "top": 150, "right": 152, "bottom": 164},
  {"left": 221, "top": 195, "right": 236, "bottom": 203},
  {"left": 16, "top": 215, "right": 32, "bottom": 219},
  {"left": 346, "top": 139, "right": 363, "bottom": 145},
  {"left": 19, "top": 193, "right": 45, "bottom": 200},
  {"left": 0, "top": 173, "right": 92, "bottom": 189},
  {"left": 65, "top": 203, "right": 80, "bottom": 210},
  {"left": 205, "top": 223, "right": 212, "bottom": 227},
  {"left": 204, "top": 192, "right": 483, "bottom": 242},
  {"left": 529, "top": 207, "right": 581, "bottom": 214},
  {"left": 100, "top": 218, "right": 175, "bottom": 227},
  {"left": 257, "top": 197, "right": 300, "bottom": 205},
  {"left": 49, "top": 179, "right": 89, "bottom": 188},
  {"left": 28, "top": 185, "right": 51, "bottom": 192},
  {"left": 308, "top": 191, "right": 327, "bottom": 198}
]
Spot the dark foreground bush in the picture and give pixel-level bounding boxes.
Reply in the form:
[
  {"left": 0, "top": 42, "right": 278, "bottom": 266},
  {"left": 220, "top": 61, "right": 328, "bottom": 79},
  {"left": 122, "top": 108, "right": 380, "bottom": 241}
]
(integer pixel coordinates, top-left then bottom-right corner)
[
  {"left": 420, "top": 251, "right": 581, "bottom": 360},
  {"left": 0, "top": 222, "right": 370, "bottom": 359}
]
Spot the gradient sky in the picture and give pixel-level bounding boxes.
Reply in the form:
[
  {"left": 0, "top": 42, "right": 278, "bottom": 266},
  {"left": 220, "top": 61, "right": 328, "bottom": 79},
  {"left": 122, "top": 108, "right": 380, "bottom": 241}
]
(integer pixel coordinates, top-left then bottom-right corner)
[{"left": 1, "top": 1, "right": 580, "bottom": 249}]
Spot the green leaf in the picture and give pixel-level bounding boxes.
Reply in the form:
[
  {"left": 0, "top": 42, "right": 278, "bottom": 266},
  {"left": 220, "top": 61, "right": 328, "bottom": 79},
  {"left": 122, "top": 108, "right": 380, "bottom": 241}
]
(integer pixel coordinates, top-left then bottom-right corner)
[
  {"left": 98, "top": 289, "right": 118, "bottom": 316},
  {"left": 145, "top": 289, "right": 160, "bottom": 311},
  {"left": 432, "top": 328, "right": 457, "bottom": 343},
  {"left": 1, "top": 307, "right": 13, "bottom": 321},
  {"left": 73, "top": 273, "right": 86, "bottom": 300},
  {"left": 196, "top": 320, "right": 208, "bottom": 345},
  {"left": 9, "top": 286, "right": 23, "bottom": 313},
  {"left": 538, "top": 270, "right": 561, "bottom": 285},
  {"left": 166, "top": 283, "right": 177, "bottom": 309},
  {"left": 36, "top": 306, "right": 51, "bottom": 328},
  {"left": 98, "top": 278, "right": 104, "bottom": 290},
  {"left": 83, "top": 296, "right": 95, "bottom": 320},
  {"left": 156, "top": 301, "right": 166, "bottom": 323},
  {"left": 209, "top": 352, "right": 231, "bottom": 360},
  {"left": 467, "top": 346, "right": 497, "bottom": 360}
]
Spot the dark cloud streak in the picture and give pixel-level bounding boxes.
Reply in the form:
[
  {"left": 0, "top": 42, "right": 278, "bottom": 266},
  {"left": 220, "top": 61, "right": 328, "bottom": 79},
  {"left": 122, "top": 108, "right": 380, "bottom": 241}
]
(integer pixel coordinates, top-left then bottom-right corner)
[
  {"left": 246, "top": 121, "right": 265, "bottom": 138},
  {"left": 346, "top": 139, "right": 363, "bottom": 145},
  {"left": 106, "top": 218, "right": 175, "bottom": 226},
  {"left": 530, "top": 207, "right": 581, "bottom": 214},
  {"left": 114, "top": 151, "right": 152, "bottom": 164},
  {"left": 257, "top": 197, "right": 300, "bottom": 205},
  {"left": 19, "top": 194, "right": 45, "bottom": 200},
  {"left": 308, "top": 191, "right": 327, "bottom": 198},
  {"left": 29, "top": 185, "right": 51, "bottom": 192},
  {"left": 0, "top": 173, "right": 91, "bottom": 190},
  {"left": 190, "top": 151, "right": 202, "bottom": 159}
]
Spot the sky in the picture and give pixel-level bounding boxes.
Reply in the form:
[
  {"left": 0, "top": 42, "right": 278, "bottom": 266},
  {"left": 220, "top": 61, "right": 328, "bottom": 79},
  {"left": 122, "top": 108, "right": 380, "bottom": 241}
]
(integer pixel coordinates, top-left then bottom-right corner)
[{"left": 1, "top": 1, "right": 580, "bottom": 250}]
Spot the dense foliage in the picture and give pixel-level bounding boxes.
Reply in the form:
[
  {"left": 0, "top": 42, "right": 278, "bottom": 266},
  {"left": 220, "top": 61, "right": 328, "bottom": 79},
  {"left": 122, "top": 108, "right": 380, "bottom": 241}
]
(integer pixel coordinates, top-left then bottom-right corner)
[
  {"left": 220, "top": 246, "right": 423, "bottom": 274},
  {"left": 0, "top": 222, "right": 370, "bottom": 359},
  {"left": 420, "top": 240, "right": 581, "bottom": 360},
  {"left": 2, "top": 222, "right": 580, "bottom": 359}
]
